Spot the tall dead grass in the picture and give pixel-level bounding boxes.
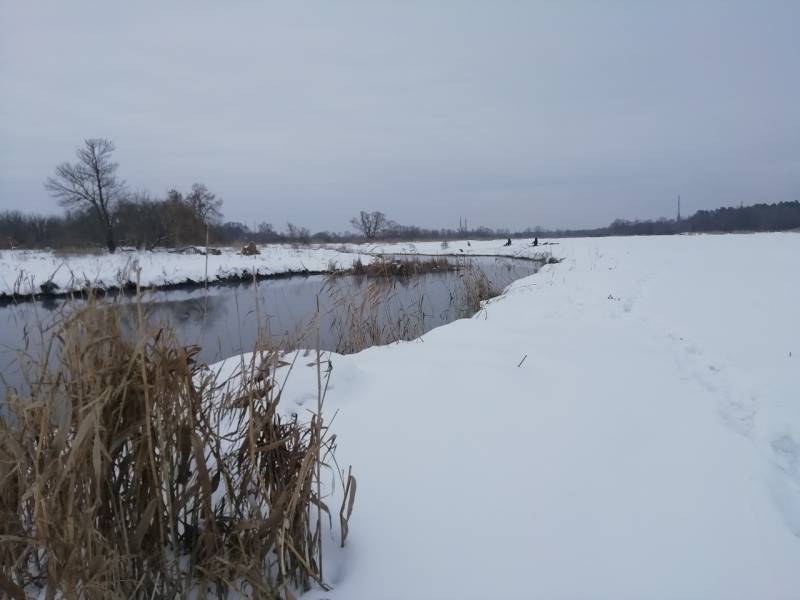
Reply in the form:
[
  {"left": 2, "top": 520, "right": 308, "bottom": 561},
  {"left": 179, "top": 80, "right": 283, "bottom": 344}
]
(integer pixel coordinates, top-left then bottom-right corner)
[
  {"left": 350, "top": 257, "right": 453, "bottom": 278},
  {"left": 325, "top": 277, "right": 428, "bottom": 354},
  {"left": 457, "top": 266, "right": 499, "bottom": 314},
  {"left": 325, "top": 260, "right": 499, "bottom": 353},
  {"left": 0, "top": 301, "right": 353, "bottom": 598}
]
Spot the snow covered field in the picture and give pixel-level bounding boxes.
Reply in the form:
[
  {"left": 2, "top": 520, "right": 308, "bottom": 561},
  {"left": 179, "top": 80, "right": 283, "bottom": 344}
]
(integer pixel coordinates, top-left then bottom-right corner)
[
  {"left": 0, "top": 245, "right": 374, "bottom": 297},
  {"left": 260, "top": 232, "right": 800, "bottom": 599}
]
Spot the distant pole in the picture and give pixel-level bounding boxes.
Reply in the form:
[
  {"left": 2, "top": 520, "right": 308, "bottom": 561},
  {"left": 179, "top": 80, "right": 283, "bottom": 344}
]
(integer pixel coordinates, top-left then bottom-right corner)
[
  {"left": 677, "top": 195, "right": 681, "bottom": 222},
  {"left": 204, "top": 223, "right": 209, "bottom": 290}
]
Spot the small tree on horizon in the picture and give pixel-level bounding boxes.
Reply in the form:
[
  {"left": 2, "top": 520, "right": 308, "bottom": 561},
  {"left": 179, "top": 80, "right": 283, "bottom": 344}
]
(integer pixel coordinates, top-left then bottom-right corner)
[
  {"left": 45, "top": 138, "right": 124, "bottom": 253},
  {"left": 286, "top": 222, "right": 311, "bottom": 244},
  {"left": 186, "top": 182, "right": 223, "bottom": 226},
  {"left": 350, "top": 210, "right": 387, "bottom": 239}
]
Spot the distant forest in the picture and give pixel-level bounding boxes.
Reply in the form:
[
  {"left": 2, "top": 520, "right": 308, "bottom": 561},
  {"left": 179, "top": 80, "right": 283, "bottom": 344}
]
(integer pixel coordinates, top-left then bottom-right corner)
[
  {"left": 2, "top": 200, "right": 799, "bottom": 251},
  {"left": 539, "top": 200, "right": 800, "bottom": 238}
]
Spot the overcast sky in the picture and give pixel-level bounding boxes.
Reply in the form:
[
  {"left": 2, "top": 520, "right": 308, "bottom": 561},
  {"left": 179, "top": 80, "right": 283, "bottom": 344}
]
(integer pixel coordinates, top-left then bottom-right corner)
[{"left": 1, "top": 2, "right": 798, "bottom": 231}]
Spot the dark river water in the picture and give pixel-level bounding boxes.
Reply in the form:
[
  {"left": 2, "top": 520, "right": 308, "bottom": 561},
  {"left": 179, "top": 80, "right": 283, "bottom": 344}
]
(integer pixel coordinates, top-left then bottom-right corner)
[{"left": 0, "top": 255, "right": 538, "bottom": 393}]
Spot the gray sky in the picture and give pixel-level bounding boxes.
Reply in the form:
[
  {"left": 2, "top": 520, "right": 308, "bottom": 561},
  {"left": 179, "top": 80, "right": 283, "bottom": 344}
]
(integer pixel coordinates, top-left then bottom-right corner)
[{"left": 1, "top": 1, "right": 798, "bottom": 232}]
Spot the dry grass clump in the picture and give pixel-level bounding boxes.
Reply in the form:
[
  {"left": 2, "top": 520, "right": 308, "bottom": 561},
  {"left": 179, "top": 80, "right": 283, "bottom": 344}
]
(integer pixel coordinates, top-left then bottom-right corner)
[
  {"left": 458, "top": 267, "right": 499, "bottom": 314},
  {"left": 325, "top": 278, "right": 428, "bottom": 354},
  {"left": 0, "top": 303, "right": 353, "bottom": 598},
  {"left": 350, "top": 257, "right": 367, "bottom": 276},
  {"left": 528, "top": 251, "right": 562, "bottom": 264},
  {"left": 350, "top": 257, "right": 453, "bottom": 278},
  {"left": 240, "top": 241, "right": 260, "bottom": 255},
  {"left": 325, "top": 260, "right": 500, "bottom": 353}
]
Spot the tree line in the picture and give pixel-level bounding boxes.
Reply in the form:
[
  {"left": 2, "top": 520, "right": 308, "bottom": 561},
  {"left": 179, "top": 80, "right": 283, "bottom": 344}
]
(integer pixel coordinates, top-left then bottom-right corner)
[
  {"left": 1, "top": 138, "right": 799, "bottom": 251},
  {"left": 0, "top": 138, "right": 319, "bottom": 251},
  {"left": 536, "top": 201, "right": 800, "bottom": 238}
]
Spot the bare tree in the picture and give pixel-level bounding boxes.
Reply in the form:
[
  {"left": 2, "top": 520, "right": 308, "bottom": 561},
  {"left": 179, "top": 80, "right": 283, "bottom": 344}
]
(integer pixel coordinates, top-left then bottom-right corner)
[
  {"left": 257, "top": 222, "right": 275, "bottom": 236},
  {"left": 285, "top": 222, "right": 311, "bottom": 244},
  {"left": 186, "top": 183, "right": 223, "bottom": 226},
  {"left": 350, "top": 211, "right": 387, "bottom": 239},
  {"left": 45, "top": 138, "right": 124, "bottom": 252},
  {"left": 115, "top": 191, "right": 187, "bottom": 250},
  {"left": 257, "top": 221, "right": 279, "bottom": 242}
]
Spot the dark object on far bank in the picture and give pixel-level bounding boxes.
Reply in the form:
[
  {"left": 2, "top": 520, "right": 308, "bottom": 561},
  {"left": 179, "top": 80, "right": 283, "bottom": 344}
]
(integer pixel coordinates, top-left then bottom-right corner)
[
  {"left": 533, "top": 237, "right": 538, "bottom": 247},
  {"left": 503, "top": 238, "right": 512, "bottom": 247},
  {"left": 241, "top": 241, "right": 260, "bottom": 255},
  {"left": 39, "top": 280, "right": 59, "bottom": 295}
]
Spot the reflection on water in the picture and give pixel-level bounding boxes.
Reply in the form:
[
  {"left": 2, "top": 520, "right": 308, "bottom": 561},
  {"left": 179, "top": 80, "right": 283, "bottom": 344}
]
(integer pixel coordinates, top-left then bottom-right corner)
[{"left": 0, "top": 256, "right": 539, "bottom": 393}]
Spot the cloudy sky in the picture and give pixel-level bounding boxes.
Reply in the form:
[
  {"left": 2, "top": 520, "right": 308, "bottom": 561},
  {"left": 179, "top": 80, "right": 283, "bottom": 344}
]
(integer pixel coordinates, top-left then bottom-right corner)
[{"left": 1, "top": 1, "right": 798, "bottom": 232}]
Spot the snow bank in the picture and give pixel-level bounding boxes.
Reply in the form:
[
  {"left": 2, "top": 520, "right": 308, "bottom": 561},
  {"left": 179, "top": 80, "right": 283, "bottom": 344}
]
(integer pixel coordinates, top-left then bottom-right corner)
[
  {"left": 0, "top": 245, "right": 373, "bottom": 297},
  {"left": 269, "top": 232, "right": 800, "bottom": 599},
  {"left": 344, "top": 236, "right": 556, "bottom": 261},
  {"left": 0, "top": 238, "right": 550, "bottom": 298}
]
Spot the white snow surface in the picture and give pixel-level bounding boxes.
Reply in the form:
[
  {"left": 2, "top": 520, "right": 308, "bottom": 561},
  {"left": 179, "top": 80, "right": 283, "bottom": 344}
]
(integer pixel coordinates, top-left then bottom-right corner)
[
  {"left": 240, "top": 232, "right": 800, "bottom": 599},
  {"left": 0, "top": 245, "right": 373, "bottom": 296},
  {"left": 342, "top": 236, "right": 556, "bottom": 261},
  {"left": 0, "top": 238, "right": 549, "bottom": 297}
]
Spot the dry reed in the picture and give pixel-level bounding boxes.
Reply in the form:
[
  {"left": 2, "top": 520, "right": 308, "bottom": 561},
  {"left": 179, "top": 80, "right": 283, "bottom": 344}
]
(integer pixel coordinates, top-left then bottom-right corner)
[
  {"left": 325, "top": 277, "right": 429, "bottom": 354},
  {"left": 350, "top": 257, "right": 453, "bottom": 278},
  {"left": 325, "top": 259, "right": 499, "bottom": 353},
  {"left": 457, "top": 266, "right": 499, "bottom": 314},
  {"left": 0, "top": 300, "right": 354, "bottom": 598}
]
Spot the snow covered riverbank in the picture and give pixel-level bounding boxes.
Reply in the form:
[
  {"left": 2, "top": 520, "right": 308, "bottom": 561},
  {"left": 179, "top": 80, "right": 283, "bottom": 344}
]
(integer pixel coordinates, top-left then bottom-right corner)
[
  {"left": 344, "top": 236, "right": 556, "bottom": 260},
  {"left": 0, "top": 245, "right": 375, "bottom": 298},
  {"left": 267, "top": 232, "right": 800, "bottom": 599},
  {"left": 0, "top": 238, "right": 553, "bottom": 300}
]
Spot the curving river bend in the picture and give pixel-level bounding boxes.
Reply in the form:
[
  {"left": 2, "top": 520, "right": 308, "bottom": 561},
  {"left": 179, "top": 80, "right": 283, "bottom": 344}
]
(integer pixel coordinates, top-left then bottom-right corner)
[{"left": 0, "top": 255, "right": 539, "bottom": 393}]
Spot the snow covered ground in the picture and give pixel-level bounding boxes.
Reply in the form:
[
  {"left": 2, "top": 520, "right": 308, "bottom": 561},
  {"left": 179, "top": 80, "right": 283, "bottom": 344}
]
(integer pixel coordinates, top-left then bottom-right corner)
[
  {"left": 342, "top": 236, "right": 555, "bottom": 261},
  {"left": 259, "top": 232, "right": 800, "bottom": 599},
  {"left": 0, "top": 245, "right": 374, "bottom": 297},
  {"left": 0, "top": 238, "right": 548, "bottom": 298}
]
